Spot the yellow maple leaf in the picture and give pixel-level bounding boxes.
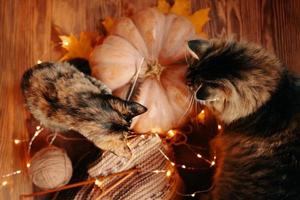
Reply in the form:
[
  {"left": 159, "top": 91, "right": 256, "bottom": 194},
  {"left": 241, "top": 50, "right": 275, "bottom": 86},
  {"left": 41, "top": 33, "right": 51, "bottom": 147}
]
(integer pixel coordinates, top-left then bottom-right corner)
[
  {"left": 188, "top": 8, "right": 210, "bottom": 36},
  {"left": 170, "top": 0, "right": 191, "bottom": 16},
  {"left": 59, "top": 32, "right": 101, "bottom": 60},
  {"left": 157, "top": 0, "right": 170, "bottom": 13},
  {"left": 156, "top": 0, "right": 210, "bottom": 36}
]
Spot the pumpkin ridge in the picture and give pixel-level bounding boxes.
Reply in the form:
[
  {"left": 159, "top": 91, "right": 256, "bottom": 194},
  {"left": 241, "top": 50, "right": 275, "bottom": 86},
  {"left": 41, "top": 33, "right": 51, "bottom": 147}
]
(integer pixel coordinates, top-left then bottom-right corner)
[
  {"left": 112, "top": 17, "right": 148, "bottom": 57},
  {"left": 131, "top": 8, "right": 166, "bottom": 60}
]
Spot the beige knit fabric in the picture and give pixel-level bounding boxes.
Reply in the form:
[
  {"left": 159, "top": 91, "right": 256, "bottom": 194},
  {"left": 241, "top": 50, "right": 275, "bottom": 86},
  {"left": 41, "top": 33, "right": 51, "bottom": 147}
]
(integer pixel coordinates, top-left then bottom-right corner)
[{"left": 74, "top": 135, "right": 182, "bottom": 200}]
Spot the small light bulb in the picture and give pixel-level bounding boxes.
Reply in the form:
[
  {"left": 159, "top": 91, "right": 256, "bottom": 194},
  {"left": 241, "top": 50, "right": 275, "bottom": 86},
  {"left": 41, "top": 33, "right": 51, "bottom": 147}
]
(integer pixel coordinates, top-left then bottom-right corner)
[
  {"left": 170, "top": 162, "right": 175, "bottom": 166},
  {"left": 181, "top": 165, "right": 186, "bottom": 169},
  {"left": 167, "top": 130, "right": 176, "bottom": 138},
  {"left": 191, "top": 193, "right": 196, "bottom": 197},
  {"left": 16, "top": 170, "right": 21, "bottom": 174},
  {"left": 95, "top": 179, "right": 102, "bottom": 187},
  {"left": 2, "top": 181, "right": 8, "bottom": 186},
  {"left": 140, "top": 135, "right": 145, "bottom": 139},
  {"left": 197, "top": 154, "right": 202, "bottom": 158},
  {"left": 211, "top": 161, "right": 216, "bottom": 166},
  {"left": 37, "top": 60, "right": 42, "bottom": 64},
  {"left": 197, "top": 110, "right": 206, "bottom": 122},
  {"left": 36, "top": 125, "right": 41, "bottom": 130},
  {"left": 218, "top": 124, "right": 222, "bottom": 130},
  {"left": 14, "top": 139, "right": 21, "bottom": 144},
  {"left": 26, "top": 163, "right": 31, "bottom": 168},
  {"left": 62, "top": 40, "right": 69, "bottom": 47},
  {"left": 166, "top": 170, "right": 171, "bottom": 177}
]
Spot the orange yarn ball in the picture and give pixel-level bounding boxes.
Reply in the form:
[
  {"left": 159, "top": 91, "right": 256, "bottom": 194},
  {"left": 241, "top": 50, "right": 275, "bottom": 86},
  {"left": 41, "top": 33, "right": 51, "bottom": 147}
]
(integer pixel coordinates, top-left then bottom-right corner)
[{"left": 29, "top": 146, "right": 73, "bottom": 190}]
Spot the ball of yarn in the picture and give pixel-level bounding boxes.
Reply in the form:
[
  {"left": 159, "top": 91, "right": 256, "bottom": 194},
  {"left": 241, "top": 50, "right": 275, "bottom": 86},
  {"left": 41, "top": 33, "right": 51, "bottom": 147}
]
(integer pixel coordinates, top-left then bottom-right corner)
[{"left": 29, "top": 146, "right": 73, "bottom": 190}]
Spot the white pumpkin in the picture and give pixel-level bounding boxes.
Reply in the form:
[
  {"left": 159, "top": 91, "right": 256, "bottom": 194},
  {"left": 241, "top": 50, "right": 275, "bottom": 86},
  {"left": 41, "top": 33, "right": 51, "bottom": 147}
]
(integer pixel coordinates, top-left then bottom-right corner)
[{"left": 90, "top": 8, "right": 196, "bottom": 133}]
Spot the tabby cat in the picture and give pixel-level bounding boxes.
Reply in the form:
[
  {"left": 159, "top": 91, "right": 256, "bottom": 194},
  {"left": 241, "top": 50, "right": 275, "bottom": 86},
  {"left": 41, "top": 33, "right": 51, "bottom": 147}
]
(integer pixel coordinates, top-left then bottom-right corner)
[
  {"left": 186, "top": 39, "right": 300, "bottom": 200},
  {"left": 21, "top": 60, "right": 147, "bottom": 158}
]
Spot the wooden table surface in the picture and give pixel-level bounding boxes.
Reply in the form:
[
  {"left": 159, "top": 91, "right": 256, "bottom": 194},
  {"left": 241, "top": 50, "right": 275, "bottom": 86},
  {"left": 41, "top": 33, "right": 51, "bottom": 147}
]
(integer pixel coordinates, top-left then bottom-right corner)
[{"left": 0, "top": 0, "right": 299, "bottom": 199}]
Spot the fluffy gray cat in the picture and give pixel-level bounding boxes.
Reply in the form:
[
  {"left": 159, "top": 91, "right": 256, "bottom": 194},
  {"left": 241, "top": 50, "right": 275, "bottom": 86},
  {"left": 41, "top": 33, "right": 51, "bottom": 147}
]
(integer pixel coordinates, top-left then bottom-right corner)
[{"left": 186, "top": 39, "right": 300, "bottom": 200}]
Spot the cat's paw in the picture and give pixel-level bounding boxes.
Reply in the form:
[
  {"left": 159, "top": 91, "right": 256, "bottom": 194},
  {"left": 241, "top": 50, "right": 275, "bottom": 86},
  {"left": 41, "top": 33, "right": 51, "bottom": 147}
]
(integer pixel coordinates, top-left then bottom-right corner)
[
  {"left": 94, "top": 135, "right": 132, "bottom": 159},
  {"left": 112, "top": 142, "right": 132, "bottom": 159}
]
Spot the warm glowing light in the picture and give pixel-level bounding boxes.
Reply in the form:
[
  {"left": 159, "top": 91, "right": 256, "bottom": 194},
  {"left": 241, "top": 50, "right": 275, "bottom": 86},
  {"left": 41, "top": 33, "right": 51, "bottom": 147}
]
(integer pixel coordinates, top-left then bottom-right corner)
[
  {"left": 167, "top": 129, "right": 176, "bottom": 138},
  {"left": 2, "top": 181, "right": 8, "bottom": 186},
  {"left": 170, "top": 162, "right": 175, "bottom": 166},
  {"left": 210, "top": 161, "right": 216, "bottom": 166},
  {"left": 140, "top": 134, "right": 145, "bottom": 139},
  {"left": 191, "top": 193, "right": 196, "bottom": 197},
  {"left": 181, "top": 165, "right": 186, "bottom": 169},
  {"left": 95, "top": 179, "right": 102, "bottom": 187},
  {"left": 62, "top": 39, "right": 70, "bottom": 47},
  {"left": 26, "top": 163, "right": 31, "bottom": 168},
  {"left": 197, "top": 154, "right": 202, "bottom": 158},
  {"left": 218, "top": 124, "right": 222, "bottom": 130},
  {"left": 153, "top": 170, "right": 160, "bottom": 174},
  {"left": 16, "top": 170, "right": 21, "bottom": 174},
  {"left": 166, "top": 170, "right": 172, "bottom": 177},
  {"left": 37, "top": 60, "right": 42, "bottom": 64},
  {"left": 197, "top": 110, "right": 206, "bottom": 122},
  {"left": 14, "top": 139, "right": 21, "bottom": 144}
]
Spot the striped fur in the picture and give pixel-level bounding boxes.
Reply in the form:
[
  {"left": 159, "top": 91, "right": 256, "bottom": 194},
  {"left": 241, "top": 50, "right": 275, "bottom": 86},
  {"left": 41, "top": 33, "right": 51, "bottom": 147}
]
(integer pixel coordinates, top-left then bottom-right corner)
[
  {"left": 186, "top": 39, "right": 300, "bottom": 200},
  {"left": 21, "top": 60, "right": 147, "bottom": 158}
]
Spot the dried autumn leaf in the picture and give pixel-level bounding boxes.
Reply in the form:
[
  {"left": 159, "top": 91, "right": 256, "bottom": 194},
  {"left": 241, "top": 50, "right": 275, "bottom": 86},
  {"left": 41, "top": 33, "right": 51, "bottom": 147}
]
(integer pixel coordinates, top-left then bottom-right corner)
[
  {"left": 157, "top": 0, "right": 170, "bottom": 13},
  {"left": 170, "top": 0, "right": 191, "bottom": 16},
  {"left": 59, "top": 32, "right": 101, "bottom": 60},
  {"left": 156, "top": 0, "right": 210, "bottom": 36},
  {"left": 188, "top": 8, "right": 210, "bottom": 36}
]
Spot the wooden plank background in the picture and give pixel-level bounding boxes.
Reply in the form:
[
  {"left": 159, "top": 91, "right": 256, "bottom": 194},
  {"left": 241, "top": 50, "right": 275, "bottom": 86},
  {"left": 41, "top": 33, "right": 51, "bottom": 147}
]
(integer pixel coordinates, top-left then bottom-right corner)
[{"left": 0, "top": 0, "right": 299, "bottom": 199}]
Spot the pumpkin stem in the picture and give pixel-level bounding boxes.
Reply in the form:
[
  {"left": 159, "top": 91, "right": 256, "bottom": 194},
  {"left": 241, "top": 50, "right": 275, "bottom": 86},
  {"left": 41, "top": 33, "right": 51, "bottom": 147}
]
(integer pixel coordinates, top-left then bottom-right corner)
[{"left": 144, "top": 59, "right": 165, "bottom": 80}]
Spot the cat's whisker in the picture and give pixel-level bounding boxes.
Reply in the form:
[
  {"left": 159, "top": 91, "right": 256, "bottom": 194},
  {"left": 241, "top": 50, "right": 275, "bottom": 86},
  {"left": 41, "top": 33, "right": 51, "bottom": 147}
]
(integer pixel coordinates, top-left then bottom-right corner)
[
  {"left": 184, "top": 43, "right": 193, "bottom": 66},
  {"left": 178, "top": 94, "right": 195, "bottom": 124},
  {"left": 49, "top": 132, "right": 58, "bottom": 145}
]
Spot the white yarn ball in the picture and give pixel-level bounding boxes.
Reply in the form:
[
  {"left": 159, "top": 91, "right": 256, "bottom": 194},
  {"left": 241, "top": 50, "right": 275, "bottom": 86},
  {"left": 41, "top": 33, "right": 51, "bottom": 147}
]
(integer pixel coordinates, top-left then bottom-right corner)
[{"left": 29, "top": 146, "right": 73, "bottom": 190}]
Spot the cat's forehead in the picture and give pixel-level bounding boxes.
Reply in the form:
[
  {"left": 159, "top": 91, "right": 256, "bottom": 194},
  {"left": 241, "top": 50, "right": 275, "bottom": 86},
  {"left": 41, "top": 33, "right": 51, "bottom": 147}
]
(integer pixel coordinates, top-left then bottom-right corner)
[
  {"left": 188, "top": 48, "right": 246, "bottom": 82},
  {"left": 187, "top": 39, "right": 282, "bottom": 84}
]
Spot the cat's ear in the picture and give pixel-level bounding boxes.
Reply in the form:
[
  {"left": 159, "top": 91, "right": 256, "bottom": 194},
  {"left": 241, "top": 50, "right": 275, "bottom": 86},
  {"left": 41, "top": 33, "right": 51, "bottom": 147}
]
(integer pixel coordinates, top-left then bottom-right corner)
[
  {"left": 107, "top": 96, "right": 147, "bottom": 120},
  {"left": 187, "top": 39, "right": 210, "bottom": 60}
]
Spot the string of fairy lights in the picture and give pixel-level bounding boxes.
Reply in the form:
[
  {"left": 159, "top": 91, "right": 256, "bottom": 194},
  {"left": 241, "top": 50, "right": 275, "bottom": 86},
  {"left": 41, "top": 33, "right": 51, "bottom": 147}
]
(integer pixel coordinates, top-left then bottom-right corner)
[
  {"left": 1, "top": 113, "right": 221, "bottom": 199},
  {"left": 1, "top": 40, "right": 68, "bottom": 187},
  {"left": 1, "top": 37, "right": 222, "bottom": 198}
]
